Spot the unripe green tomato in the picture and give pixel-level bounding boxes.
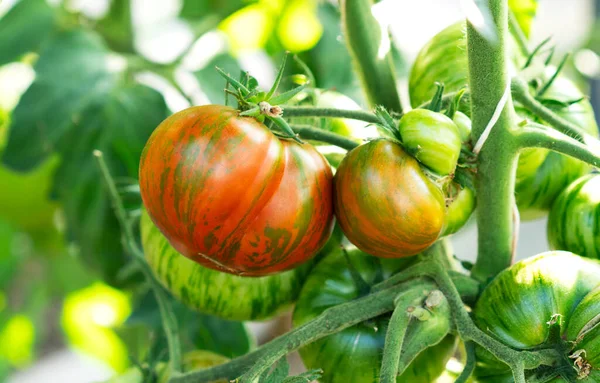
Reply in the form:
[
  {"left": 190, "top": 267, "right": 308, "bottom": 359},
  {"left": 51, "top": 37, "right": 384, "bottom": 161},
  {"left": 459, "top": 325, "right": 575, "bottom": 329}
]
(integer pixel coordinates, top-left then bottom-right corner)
[
  {"left": 452, "top": 111, "right": 472, "bottom": 143},
  {"left": 442, "top": 185, "right": 475, "bottom": 237},
  {"left": 398, "top": 109, "right": 462, "bottom": 176},
  {"left": 409, "top": 23, "right": 469, "bottom": 111},
  {"left": 140, "top": 210, "right": 313, "bottom": 321},
  {"left": 473, "top": 252, "right": 600, "bottom": 380},
  {"left": 293, "top": 246, "right": 456, "bottom": 383},
  {"left": 548, "top": 174, "right": 600, "bottom": 260}
]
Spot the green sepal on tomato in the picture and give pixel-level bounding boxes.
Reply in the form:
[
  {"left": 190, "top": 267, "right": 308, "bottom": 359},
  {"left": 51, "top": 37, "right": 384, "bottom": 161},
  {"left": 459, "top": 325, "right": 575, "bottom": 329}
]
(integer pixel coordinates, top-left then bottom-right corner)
[
  {"left": 140, "top": 209, "right": 313, "bottom": 321},
  {"left": 292, "top": 246, "right": 456, "bottom": 383},
  {"left": 139, "top": 105, "right": 334, "bottom": 276},
  {"left": 473, "top": 252, "right": 600, "bottom": 381},
  {"left": 334, "top": 139, "right": 446, "bottom": 258},
  {"left": 548, "top": 174, "right": 600, "bottom": 260}
]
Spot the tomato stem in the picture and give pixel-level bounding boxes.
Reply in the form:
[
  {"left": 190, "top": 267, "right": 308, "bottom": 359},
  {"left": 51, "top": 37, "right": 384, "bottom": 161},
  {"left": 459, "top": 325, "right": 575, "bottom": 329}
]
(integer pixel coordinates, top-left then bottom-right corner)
[
  {"left": 283, "top": 105, "right": 381, "bottom": 124},
  {"left": 512, "top": 78, "right": 587, "bottom": 142},
  {"left": 379, "top": 292, "right": 422, "bottom": 383},
  {"left": 341, "top": 0, "right": 403, "bottom": 113},
  {"left": 517, "top": 124, "right": 600, "bottom": 167},
  {"left": 93, "top": 150, "right": 183, "bottom": 373},
  {"left": 467, "top": 0, "right": 520, "bottom": 283},
  {"left": 455, "top": 341, "right": 477, "bottom": 383}
]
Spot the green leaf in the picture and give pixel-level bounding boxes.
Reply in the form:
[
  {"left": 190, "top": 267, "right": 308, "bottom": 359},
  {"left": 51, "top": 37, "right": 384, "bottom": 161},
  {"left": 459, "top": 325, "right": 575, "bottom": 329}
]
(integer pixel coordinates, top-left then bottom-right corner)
[
  {"left": 96, "top": 0, "right": 135, "bottom": 53},
  {"left": 0, "top": 0, "right": 57, "bottom": 66},
  {"left": 179, "top": 0, "right": 252, "bottom": 20},
  {"left": 1, "top": 30, "right": 169, "bottom": 285},
  {"left": 509, "top": 0, "right": 538, "bottom": 38},
  {"left": 0, "top": 219, "right": 21, "bottom": 288},
  {"left": 123, "top": 292, "right": 254, "bottom": 360}
]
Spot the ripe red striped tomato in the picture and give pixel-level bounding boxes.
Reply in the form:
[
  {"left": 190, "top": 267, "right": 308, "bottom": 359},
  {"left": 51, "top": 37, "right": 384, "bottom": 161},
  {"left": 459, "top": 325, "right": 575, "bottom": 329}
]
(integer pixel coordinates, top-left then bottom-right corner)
[
  {"left": 334, "top": 139, "right": 446, "bottom": 258},
  {"left": 139, "top": 105, "right": 334, "bottom": 276}
]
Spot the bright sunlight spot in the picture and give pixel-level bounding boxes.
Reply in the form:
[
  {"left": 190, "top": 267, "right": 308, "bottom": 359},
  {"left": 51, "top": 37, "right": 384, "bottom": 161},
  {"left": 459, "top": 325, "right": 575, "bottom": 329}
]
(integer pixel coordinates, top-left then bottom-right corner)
[
  {"left": 61, "top": 283, "right": 131, "bottom": 372},
  {"left": 220, "top": 5, "right": 273, "bottom": 53},
  {"left": 0, "top": 315, "right": 35, "bottom": 367},
  {"left": 277, "top": 0, "right": 322, "bottom": 52}
]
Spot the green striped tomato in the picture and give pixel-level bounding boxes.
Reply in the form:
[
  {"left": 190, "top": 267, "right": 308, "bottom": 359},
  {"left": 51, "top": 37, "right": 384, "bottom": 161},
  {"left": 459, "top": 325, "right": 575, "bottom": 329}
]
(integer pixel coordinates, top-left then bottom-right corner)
[
  {"left": 140, "top": 210, "right": 312, "bottom": 321},
  {"left": 139, "top": 105, "right": 334, "bottom": 276},
  {"left": 397, "top": 109, "right": 462, "bottom": 176},
  {"left": 334, "top": 139, "right": 446, "bottom": 258},
  {"left": 548, "top": 174, "right": 600, "bottom": 260},
  {"left": 292, "top": 246, "right": 456, "bottom": 383},
  {"left": 473, "top": 252, "right": 600, "bottom": 381}
]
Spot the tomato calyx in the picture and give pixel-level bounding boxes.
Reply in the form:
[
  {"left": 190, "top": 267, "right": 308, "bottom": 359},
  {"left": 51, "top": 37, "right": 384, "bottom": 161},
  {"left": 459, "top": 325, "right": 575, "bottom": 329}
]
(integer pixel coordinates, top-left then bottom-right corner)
[{"left": 215, "top": 53, "right": 309, "bottom": 144}]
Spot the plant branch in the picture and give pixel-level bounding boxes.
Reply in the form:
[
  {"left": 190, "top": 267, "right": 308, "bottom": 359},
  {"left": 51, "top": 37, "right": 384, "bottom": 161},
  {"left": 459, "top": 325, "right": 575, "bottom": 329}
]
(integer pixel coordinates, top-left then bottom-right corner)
[
  {"left": 455, "top": 341, "right": 476, "bottom": 383},
  {"left": 291, "top": 125, "right": 360, "bottom": 151},
  {"left": 93, "top": 151, "right": 183, "bottom": 372},
  {"left": 170, "top": 279, "right": 426, "bottom": 383},
  {"left": 517, "top": 124, "right": 600, "bottom": 167},
  {"left": 511, "top": 78, "right": 586, "bottom": 142},
  {"left": 282, "top": 106, "right": 381, "bottom": 124},
  {"left": 467, "top": 0, "right": 520, "bottom": 283},
  {"left": 379, "top": 292, "right": 424, "bottom": 383}
]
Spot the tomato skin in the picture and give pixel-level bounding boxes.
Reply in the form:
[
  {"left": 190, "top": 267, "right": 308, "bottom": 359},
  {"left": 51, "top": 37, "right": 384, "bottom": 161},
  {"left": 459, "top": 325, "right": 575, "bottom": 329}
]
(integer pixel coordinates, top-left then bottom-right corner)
[
  {"left": 566, "top": 288, "right": 600, "bottom": 381},
  {"left": 473, "top": 252, "right": 600, "bottom": 379},
  {"left": 292, "top": 246, "right": 456, "bottom": 383},
  {"left": 409, "top": 23, "right": 469, "bottom": 111},
  {"left": 334, "top": 139, "right": 446, "bottom": 258},
  {"left": 398, "top": 109, "right": 462, "bottom": 176},
  {"left": 140, "top": 209, "right": 312, "bottom": 321},
  {"left": 442, "top": 185, "right": 475, "bottom": 237},
  {"left": 548, "top": 174, "right": 600, "bottom": 260},
  {"left": 453, "top": 111, "right": 472, "bottom": 143},
  {"left": 139, "top": 105, "right": 334, "bottom": 276}
]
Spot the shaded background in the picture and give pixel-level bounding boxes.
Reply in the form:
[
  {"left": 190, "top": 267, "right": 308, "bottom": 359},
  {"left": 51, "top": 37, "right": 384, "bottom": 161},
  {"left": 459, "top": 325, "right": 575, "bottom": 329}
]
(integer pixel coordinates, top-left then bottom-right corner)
[{"left": 0, "top": 0, "right": 599, "bottom": 381}]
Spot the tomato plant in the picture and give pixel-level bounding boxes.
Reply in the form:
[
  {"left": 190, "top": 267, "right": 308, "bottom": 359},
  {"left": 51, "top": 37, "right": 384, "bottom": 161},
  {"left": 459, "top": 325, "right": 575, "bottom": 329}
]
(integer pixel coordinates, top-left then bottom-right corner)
[
  {"left": 139, "top": 105, "right": 334, "bottom": 276},
  {"left": 293, "top": 246, "right": 456, "bottom": 383},
  {"left": 140, "top": 209, "right": 312, "bottom": 321},
  {"left": 334, "top": 139, "right": 446, "bottom": 258},
  {"left": 6, "top": 0, "right": 600, "bottom": 381},
  {"left": 548, "top": 174, "right": 600, "bottom": 260}
]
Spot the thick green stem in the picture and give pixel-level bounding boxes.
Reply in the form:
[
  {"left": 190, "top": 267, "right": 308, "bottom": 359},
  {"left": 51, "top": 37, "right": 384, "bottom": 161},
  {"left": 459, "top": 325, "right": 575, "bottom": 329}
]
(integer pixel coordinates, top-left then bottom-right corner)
[
  {"left": 283, "top": 106, "right": 380, "bottom": 124},
  {"left": 517, "top": 125, "right": 600, "bottom": 167},
  {"left": 93, "top": 151, "right": 183, "bottom": 372},
  {"left": 340, "top": 0, "right": 403, "bottom": 113},
  {"left": 467, "top": 0, "right": 520, "bottom": 283},
  {"left": 292, "top": 125, "right": 359, "bottom": 151}
]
